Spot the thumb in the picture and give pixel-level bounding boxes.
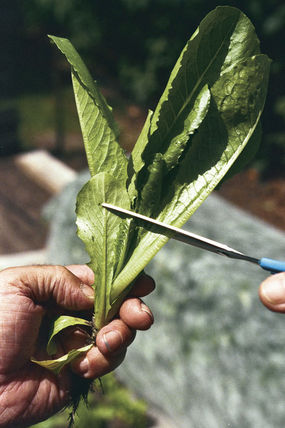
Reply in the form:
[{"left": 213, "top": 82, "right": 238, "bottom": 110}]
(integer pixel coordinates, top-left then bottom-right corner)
[
  {"left": 2, "top": 265, "right": 94, "bottom": 311},
  {"left": 259, "top": 273, "right": 285, "bottom": 312}
]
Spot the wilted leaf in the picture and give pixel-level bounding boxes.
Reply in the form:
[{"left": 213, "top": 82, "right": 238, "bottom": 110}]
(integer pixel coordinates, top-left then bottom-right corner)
[
  {"left": 47, "top": 315, "right": 91, "bottom": 356},
  {"left": 31, "top": 344, "right": 92, "bottom": 375}
]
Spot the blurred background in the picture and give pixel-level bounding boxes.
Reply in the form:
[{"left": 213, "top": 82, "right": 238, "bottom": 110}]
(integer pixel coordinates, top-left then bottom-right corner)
[
  {"left": 0, "top": 1, "right": 285, "bottom": 427},
  {"left": 0, "top": 0, "right": 284, "bottom": 241}
]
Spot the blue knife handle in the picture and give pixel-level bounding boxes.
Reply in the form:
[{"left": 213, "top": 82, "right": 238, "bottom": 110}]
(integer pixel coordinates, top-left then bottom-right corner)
[{"left": 259, "top": 257, "right": 285, "bottom": 274}]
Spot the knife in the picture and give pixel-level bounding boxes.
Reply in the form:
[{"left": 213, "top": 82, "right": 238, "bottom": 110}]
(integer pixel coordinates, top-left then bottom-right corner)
[{"left": 102, "top": 203, "right": 285, "bottom": 274}]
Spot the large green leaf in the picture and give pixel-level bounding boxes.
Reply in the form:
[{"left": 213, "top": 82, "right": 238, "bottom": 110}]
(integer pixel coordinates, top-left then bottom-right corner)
[
  {"left": 47, "top": 6, "right": 270, "bottom": 370},
  {"left": 48, "top": 36, "right": 132, "bottom": 331},
  {"left": 134, "top": 84, "right": 211, "bottom": 218},
  {"left": 129, "top": 6, "right": 262, "bottom": 206},
  {"left": 111, "top": 9, "right": 270, "bottom": 298},
  {"left": 76, "top": 172, "right": 132, "bottom": 329},
  {"left": 49, "top": 35, "right": 128, "bottom": 182}
]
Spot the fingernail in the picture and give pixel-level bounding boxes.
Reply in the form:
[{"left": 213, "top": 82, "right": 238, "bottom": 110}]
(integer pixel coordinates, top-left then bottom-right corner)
[
  {"left": 261, "top": 276, "right": 285, "bottom": 305},
  {"left": 140, "top": 303, "right": 154, "bottom": 323},
  {"left": 80, "top": 283, "right": 94, "bottom": 301},
  {"left": 103, "top": 330, "right": 123, "bottom": 352}
]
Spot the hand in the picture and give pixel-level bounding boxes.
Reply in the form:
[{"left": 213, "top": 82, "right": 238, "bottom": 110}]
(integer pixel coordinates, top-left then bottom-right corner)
[
  {"left": 0, "top": 265, "right": 155, "bottom": 428},
  {"left": 259, "top": 272, "right": 285, "bottom": 312}
]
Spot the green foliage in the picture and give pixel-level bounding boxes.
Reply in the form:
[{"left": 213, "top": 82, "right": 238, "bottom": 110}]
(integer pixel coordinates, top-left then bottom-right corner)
[
  {"left": 41, "top": 169, "right": 285, "bottom": 428},
  {"left": 76, "top": 173, "right": 131, "bottom": 330},
  {"left": 48, "top": 35, "right": 125, "bottom": 179},
  {"left": 20, "top": 0, "right": 280, "bottom": 102},
  {"left": 31, "top": 374, "right": 147, "bottom": 428},
  {"left": 32, "top": 6, "right": 270, "bottom": 376},
  {"left": 20, "top": 0, "right": 285, "bottom": 175},
  {"left": 110, "top": 6, "right": 270, "bottom": 300}
]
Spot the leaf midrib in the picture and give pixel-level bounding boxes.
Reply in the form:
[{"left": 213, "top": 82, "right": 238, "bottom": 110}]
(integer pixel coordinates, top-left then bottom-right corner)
[
  {"left": 155, "top": 18, "right": 238, "bottom": 143},
  {"left": 102, "top": 204, "right": 108, "bottom": 326}
]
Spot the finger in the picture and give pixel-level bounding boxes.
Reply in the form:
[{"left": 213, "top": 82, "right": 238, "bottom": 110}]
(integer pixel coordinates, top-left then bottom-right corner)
[
  {"left": 66, "top": 265, "right": 94, "bottom": 286},
  {"left": 2, "top": 265, "right": 95, "bottom": 311},
  {"left": 96, "top": 319, "right": 135, "bottom": 355},
  {"left": 71, "top": 345, "right": 127, "bottom": 379},
  {"left": 259, "top": 273, "right": 285, "bottom": 312},
  {"left": 59, "top": 326, "right": 91, "bottom": 354},
  {"left": 129, "top": 273, "right": 156, "bottom": 297},
  {"left": 119, "top": 297, "right": 154, "bottom": 330},
  {"left": 62, "top": 318, "right": 134, "bottom": 362},
  {"left": 65, "top": 319, "right": 133, "bottom": 378}
]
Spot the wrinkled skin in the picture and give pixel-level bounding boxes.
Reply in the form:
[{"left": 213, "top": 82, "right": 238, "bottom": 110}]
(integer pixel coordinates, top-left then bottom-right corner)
[
  {"left": 0, "top": 265, "right": 155, "bottom": 428},
  {"left": 0, "top": 263, "right": 283, "bottom": 428}
]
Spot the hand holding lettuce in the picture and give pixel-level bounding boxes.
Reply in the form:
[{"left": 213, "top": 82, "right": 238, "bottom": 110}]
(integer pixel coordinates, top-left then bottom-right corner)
[{"left": 33, "top": 6, "right": 270, "bottom": 375}]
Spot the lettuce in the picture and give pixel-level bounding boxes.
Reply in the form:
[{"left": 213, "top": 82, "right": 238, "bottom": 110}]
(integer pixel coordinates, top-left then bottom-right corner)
[{"left": 33, "top": 6, "right": 270, "bottom": 374}]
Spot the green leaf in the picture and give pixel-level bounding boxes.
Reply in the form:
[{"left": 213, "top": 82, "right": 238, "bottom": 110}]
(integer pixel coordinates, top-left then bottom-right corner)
[
  {"left": 137, "top": 6, "right": 260, "bottom": 171},
  {"left": 127, "top": 109, "right": 153, "bottom": 205},
  {"left": 76, "top": 172, "right": 132, "bottom": 329},
  {"left": 135, "top": 84, "right": 211, "bottom": 218},
  {"left": 111, "top": 8, "right": 270, "bottom": 298},
  {"left": 50, "top": 6, "right": 270, "bottom": 335},
  {"left": 132, "top": 6, "right": 263, "bottom": 216},
  {"left": 47, "top": 315, "right": 91, "bottom": 356},
  {"left": 31, "top": 344, "right": 92, "bottom": 375},
  {"left": 218, "top": 111, "right": 262, "bottom": 186},
  {"left": 49, "top": 35, "right": 128, "bottom": 182}
]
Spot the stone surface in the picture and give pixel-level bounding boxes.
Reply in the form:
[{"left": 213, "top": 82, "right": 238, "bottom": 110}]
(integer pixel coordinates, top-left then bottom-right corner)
[
  {"left": 0, "top": 156, "right": 50, "bottom": 254},
  {"left": 45, "top": 172, "right": 285, "bottom": 428},
  {"left": 0, "top": 249, "right": 46, "bottom": 270},
  {"left": 15, "top": 150, "right": 77, "bottom": 194}
]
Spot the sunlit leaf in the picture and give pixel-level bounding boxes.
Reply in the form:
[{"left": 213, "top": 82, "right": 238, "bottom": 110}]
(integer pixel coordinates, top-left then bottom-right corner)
[
  {"left": 31, "top": 344, "right": 92, "bottom": 375},
  {"left": 111, "top": 8, "right": 270, "bottom": 297},
  {"left": 48, "top": 35, "right": 128, "bottom": 182},
  {"left": 49, "top": 5, "right": 270, "bottom": 340},
  {"left": 76, "top": 172, "right": 132, "bottom": 329}
]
